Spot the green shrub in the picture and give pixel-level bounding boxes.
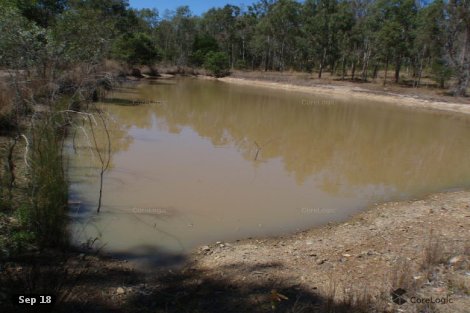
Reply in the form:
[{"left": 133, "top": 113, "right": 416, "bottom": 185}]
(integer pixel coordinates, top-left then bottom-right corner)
[
  {"left": 431, "top": 58, "right": 453, "bottom": 89},
  {"left": 191, "top": 34, "right": 219, "bottom": 66},
  {"left": 204, "top": 51, "right": 230, "bottom": 78},
  {"left": 235, "top": 59, "right": 248, "bottom": 70},
  {"left": 112, "top": 32, "right": 161, "bottom": 67}
]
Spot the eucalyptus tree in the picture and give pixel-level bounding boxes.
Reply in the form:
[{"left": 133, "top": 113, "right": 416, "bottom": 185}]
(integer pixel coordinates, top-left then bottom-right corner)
[
  {"left": 303, "top": 0, "right": 342, "bottom": 78},
  {"left": 249, "top": 0, "right": 276, "bottom": 71},
  {"left": 442, "top": 0, "right": 470, "bottom": 96},
  {"left": 264, "top": 0, "right": 302, "bottom": 70},
  {"left": 168, "top": 6, "right": 198, "bottom": 65},
  {"left": 332, "top": 1, "right": 355, "bottom": 79},
  {"left": 371, "top": 0, "right": 418, "bottom": 84},
  {"left": 251, "top": 0, "right": 301, "bottom": 71},
  {"left": 413, "top": 0, "right": 449, "bottom": 88},
  {"left": 235, "top": 8, "right": 258, "bottom": 68},
  {"left": 200, "top": 5, "right": 240, "bottom": 68}
]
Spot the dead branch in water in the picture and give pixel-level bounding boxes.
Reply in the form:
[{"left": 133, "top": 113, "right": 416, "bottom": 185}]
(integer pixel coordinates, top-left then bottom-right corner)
[
  {"left": 254, "top": 141, "right": 261, "bottom": 161},
  {"left": 253, "top": 138, "right": 274, "bottom": 161},
  {"left": 86, "top": 107, "right": 111, "bottom": 213}
]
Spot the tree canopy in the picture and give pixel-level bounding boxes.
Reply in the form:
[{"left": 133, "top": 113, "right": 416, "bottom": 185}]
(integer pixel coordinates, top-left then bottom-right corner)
[{"left": 1, "top": 0, "right": 469, "bottom": 93}]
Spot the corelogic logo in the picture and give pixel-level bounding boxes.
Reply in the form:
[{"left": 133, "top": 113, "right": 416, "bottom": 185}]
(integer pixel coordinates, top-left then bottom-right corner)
[
  {"left": 391, "top": 288, "right": 407, "bottom": 305},
  {"left": 391, "top": 288, "right": 453, "bottom": 305}
]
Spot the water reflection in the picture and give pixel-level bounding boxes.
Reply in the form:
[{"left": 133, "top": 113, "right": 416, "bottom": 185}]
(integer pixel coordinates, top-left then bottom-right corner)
[{"left": 68, "top": 78, "right": 470, "bottom": 262}]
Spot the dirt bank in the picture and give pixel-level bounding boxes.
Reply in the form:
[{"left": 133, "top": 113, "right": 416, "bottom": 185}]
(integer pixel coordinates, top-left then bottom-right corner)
[
  {"left": 218, "top": 73, "right": 470, "bottom": 116},
  {"left": 21, "top": 190, "right": 466, "bottom": 312},
  {"left": 186, "top": 190, "right": 470, "bottom": 312}
]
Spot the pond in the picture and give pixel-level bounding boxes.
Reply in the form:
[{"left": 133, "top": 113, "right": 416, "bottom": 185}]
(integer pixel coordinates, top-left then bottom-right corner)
[{"left": 68, "top": 78, "right": 470, "bottom": 266}]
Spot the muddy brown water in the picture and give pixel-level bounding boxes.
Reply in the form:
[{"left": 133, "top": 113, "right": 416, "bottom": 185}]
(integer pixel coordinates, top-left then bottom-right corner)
[{"left": 68, "top": 78, "right": 470, "bottom": 266}]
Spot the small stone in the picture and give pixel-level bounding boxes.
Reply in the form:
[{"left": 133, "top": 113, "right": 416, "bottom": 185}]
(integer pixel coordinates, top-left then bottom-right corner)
[
  {"left": 316, "top": 259, "right": 326, "bottom": 265},
  {"left": 201, "top": 245, "right": 210, "bottom": 251},
  {"left": 116, "top": 287, "right": 125, "bottom": 295},
  {"left": 342, "top": 254, "right": 351, "bottom": 257},
  {"left": 449, "top": 255, "right": 464, "bottom": 265}
]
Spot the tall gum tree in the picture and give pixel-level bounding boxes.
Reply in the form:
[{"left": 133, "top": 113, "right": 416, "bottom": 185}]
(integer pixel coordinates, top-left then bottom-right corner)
[{"left": 444, "top": 0, "right": 470, "bottom": 96}]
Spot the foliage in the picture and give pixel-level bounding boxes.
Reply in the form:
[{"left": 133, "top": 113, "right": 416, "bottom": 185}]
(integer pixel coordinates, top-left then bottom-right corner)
[
  {"left": 52, "top": 8, "right": 115, "bottom": 65},
  {"left": 191, "top": 34, "right": 220, "bottom": 66},
  {"left": 112, "top": 32, "right": 161, "bottom": 66},
  {"left": 1, "top": 0, "right": 469, "bottom": 94},
  {"left": 204, "top": 51, "right": 230, "bottom": 77},
  {"left": 431, "top": 58, "right": 454, "bottom": 89},
  {"left": 0, "top": 6, "right": 47, "bottom": 69}
]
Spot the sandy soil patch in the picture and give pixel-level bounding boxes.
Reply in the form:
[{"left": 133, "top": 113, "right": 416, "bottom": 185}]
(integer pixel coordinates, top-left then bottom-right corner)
[{"left": 218, "top": 76, "right": 470, "bottom": 116}]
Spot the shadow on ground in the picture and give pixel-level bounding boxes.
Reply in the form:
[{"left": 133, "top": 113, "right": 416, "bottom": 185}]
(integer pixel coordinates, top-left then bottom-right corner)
[{"left": 1, "top": 250, "right": 380, "bottom": 313}]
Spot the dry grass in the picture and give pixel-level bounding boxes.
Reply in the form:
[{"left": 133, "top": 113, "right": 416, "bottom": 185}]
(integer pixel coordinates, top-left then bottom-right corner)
[
  {"left": 158, "top": 64, "right": 205, "bottom": 76},
  {"left": 229, "top": 70, "right": 470, "bottom": 104},
  {"left": 308, "top": 234, "right": 470, "bottom": 313},
  {"left": 421, "top": 230, "right": 448, "bottom": 272}
]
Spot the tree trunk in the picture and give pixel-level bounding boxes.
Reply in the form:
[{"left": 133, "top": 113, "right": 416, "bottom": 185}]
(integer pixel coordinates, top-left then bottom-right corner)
[
  {"left": 351, "top": 60, "right": 356, "bottom": 81},
  {"left": 280, "top": 41, "right": 285, "bottom": 72},
  {"left": 231, "top": 43, "right": 234, "bottom": 69},
  {"left": 415, "top": 50, "right": 425, "bottom": 88},
  {"left": 341, "top": 56, "right": 346, "bottom": 80},
  {"left": 373, "top": 64, "right": 378, "bottom": 79},
  {"left": 264, "top": 36, "right": 270, "bottom": 72},
  {"left": 361, "top": 48, "right": 370, "bottom": 81},
  {"left": 454, "top": 66, "right": 470, "bottom": 96},
  {"left": 242, "top": 38, "right": 245, "bottom": 62},
  {"left": 394, "top": 57, "right": 401, "bottom": 83},
  {"left": 453, "top": 20, "right": 470, "bottom": 96},
  {"left": 318, "top": 48, "right": 326, "bottom": 79},
  {"left": 383, "top": 57, "right": 389, "bottom": 86}
]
